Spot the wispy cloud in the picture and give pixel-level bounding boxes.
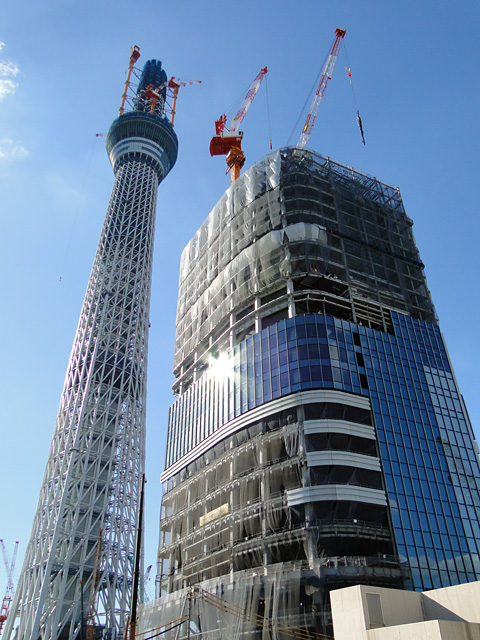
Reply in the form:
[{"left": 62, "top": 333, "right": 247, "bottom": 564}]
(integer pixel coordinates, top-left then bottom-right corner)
[
  {"left": 0, "top": 41, "right": 19, "bottom": 100},
  {"left": 0, "top": 138, "right": 28, "bottom": 161}
]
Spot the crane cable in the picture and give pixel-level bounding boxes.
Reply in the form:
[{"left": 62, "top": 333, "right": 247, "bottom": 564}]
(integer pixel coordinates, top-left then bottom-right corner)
[
  {"left": 222, "top": 88, "right": 247, "bottom": 128},
  {"left": 286, "top": 48, "right": 330, "bottom": 147},
  {"left": 342, "top": 42, "right": 365, "bottom": 145},
  {"left": 223, "top": 73, "right": 262, "bottom": 128},
  {"left": 58, "top": 135, "right": 99, "bottom": 283}
]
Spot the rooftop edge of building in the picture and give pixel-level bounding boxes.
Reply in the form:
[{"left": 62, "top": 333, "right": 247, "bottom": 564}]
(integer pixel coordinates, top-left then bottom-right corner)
[{"left": 171, "top": 147, "right": 436, "bottom": 374}]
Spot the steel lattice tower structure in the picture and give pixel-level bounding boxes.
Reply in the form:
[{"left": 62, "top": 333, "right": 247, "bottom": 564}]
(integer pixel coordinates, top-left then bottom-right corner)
[{"left": 4, "top": 54, "right": 178, "bottom": 640}]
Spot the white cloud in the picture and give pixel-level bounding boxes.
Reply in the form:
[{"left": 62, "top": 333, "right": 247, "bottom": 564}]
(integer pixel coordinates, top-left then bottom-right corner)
[
  {"left": 0, "top": 138, "right": 28, "bottom": 161},
  {"left": 0, "top": 43, "right": 19, "bottom": 100}
]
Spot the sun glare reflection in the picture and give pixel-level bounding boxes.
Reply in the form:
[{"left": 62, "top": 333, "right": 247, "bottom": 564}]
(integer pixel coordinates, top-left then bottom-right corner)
[{"left": 208, "top": 351, "right": 233, "bottom": 379}]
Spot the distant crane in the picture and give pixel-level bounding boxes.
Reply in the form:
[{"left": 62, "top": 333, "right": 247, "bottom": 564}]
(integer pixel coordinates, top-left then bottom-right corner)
[
  {"left": 168, "top": 78, "right": 201, "bottom": 126},
  {"left": 144, "top": 78, "right": 201, "bottom": 125},
  {"left": 0, "top": 540, "right": 18, "bottom": 637},
  {"left": 296, "top": 27, "right": 346, "bottom": 148},
  {"left": 140, "top": 565, "right": 153, "bottom": 603},
  {"left": 210, "top": 66, "right": 268, "bottom": 183}
]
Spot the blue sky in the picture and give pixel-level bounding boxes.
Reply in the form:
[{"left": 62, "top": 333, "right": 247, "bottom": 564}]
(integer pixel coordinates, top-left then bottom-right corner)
[{"left": 1, "top": 0, "right": 479, "bottom": 601}]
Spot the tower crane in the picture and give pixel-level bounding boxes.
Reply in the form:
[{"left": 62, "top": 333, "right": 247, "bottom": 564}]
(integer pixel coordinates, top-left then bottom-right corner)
[
  {"left": 118, "top": 45, "right": 200, "bottom": 125},
  {"left": 144, "top": 78, "right": 201, "bottom": 125},
  {"left": 209, "top": 66, "right": 268, "bottom": 183},
  {"left": 168, "top": 78, "right": 201, "bottom": 126},
  {"left": 140, "top": 565, "right": 153, "bottom": 603},
  {"left": 0, "top": 540, "right": 19, "bottom": 637},
  {"left": 297, "top": 27, "right": 346, "bottom": 148},
  {"left": 119, "top": 45, "right": 141, "bottom": 116}
]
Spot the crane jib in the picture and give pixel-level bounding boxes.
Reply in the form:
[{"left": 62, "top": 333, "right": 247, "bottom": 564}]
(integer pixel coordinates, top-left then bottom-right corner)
[{"left": 297, "top": 27, "right": 346, "bottom": 148}]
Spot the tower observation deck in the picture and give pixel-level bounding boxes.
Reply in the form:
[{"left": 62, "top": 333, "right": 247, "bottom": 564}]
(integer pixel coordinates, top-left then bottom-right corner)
[{"left": 4, "top": 57, "right": 178, "bottom": 640}]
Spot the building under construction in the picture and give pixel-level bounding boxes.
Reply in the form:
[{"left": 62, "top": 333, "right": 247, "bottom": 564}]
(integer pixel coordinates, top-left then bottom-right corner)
[{"left": 137, "top": 147, "right": 480, "bottom": 637}]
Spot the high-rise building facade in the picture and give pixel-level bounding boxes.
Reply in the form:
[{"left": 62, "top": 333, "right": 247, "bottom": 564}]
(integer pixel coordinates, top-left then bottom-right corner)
[
  {"left": 141, "top": 148, "right": 480, "bottom": 638},
  {"left": 5, "top": 58, "right": 178, "bottom": 640}
]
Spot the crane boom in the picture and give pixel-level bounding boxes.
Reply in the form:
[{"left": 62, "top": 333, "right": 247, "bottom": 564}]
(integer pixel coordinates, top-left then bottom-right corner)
[
  {"left": 210, "top": 66, "right": 268, "bottom": 183},
  {"left": 230, "top": 66, "right": 268, "bottom": 133},
  {"left": 143, "top": 77, "right": 201, "bottom": 124},
  {"left": 168, "top": 78, "right": 201, "bottom": 126},
  {"left": 297, "top": 28, "right": 346, "bottom": 148}
]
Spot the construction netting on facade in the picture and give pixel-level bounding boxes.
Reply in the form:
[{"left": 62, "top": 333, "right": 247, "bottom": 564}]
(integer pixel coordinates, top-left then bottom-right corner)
[
  {"left": 138, "top": 557, "right": 405, "bottom": 640},
  {"left": 156, "top": 390, "right": 406, "bottom": 640},
  {"left": 173, "top": 151, "right": 282, "bottom": 372},
  {"left": 139, "top": 567, "right": 329, "bottom": 640},
  {"left": 173, "top": 148, "right": 436, "bottom": 374}
]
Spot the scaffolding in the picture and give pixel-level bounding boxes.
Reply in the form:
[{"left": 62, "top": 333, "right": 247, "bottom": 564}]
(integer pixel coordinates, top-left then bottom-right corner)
[
  {"left": 155, "top": 394, "right": 407, "bottom": 637},
  {"left": 173, "top": 148, "right": 436, "bottom": 383}
]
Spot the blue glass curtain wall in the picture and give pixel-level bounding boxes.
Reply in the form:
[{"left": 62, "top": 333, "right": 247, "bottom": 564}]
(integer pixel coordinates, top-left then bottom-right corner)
[{"left": 165, "top": 312, "right": 480, "bottom": 591}]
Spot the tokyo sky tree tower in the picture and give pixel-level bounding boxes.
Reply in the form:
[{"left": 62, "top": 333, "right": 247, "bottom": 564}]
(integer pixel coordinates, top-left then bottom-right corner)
[{"left": 5, "top": 49, "right": 178, "bottom": 640}]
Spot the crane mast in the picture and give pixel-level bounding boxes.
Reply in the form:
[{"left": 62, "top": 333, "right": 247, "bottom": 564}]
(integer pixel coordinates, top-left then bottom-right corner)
[
  {"left": 297, "top": 27, "right": 346, "bottom": 148},
  {"left": 119, "top": 45, "right": 141, "bottom": 116}
]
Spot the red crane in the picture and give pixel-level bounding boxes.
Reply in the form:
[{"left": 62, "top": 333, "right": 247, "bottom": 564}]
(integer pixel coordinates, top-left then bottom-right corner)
[
  {"left": 144, "top": 78, "right": 201, "bottom": 125},
  {"left": 297, "top": 27, "right": 346, "bottom": 148},
  {"left": 209, "top": 66, "right": 268, "bottom": 183},
  {"left": 0, "top": 540, "right": 19, "bottom": 637},
  {"left": 119, "top": 45, "right": 141, "bottom": 116},
  {"left": 118, "top": 45, "right": 200, "bottom": 124},
  {"left": 168, "top": 78, "right": 201, "bottom": 126}
]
